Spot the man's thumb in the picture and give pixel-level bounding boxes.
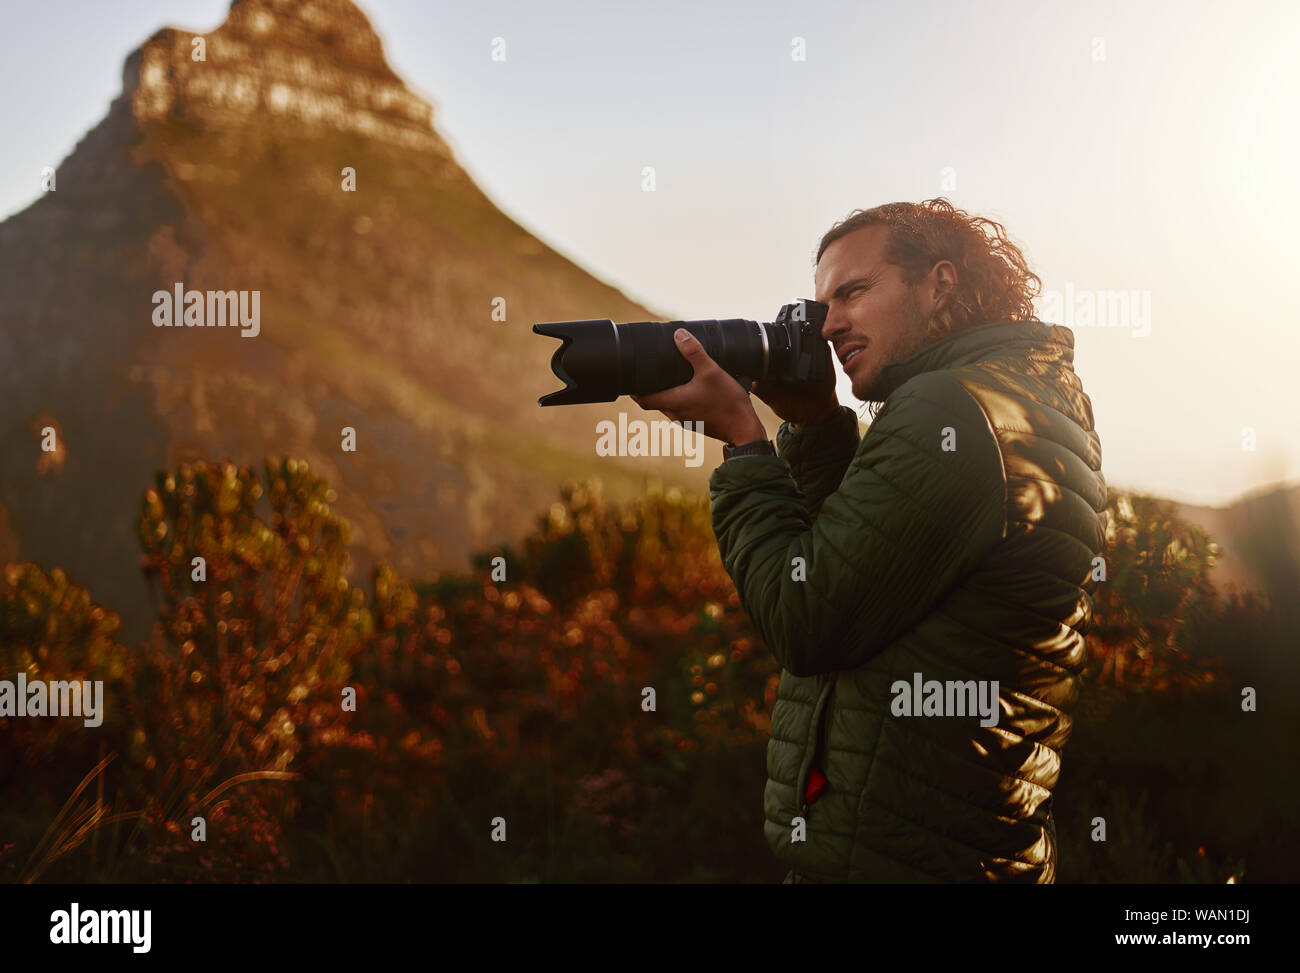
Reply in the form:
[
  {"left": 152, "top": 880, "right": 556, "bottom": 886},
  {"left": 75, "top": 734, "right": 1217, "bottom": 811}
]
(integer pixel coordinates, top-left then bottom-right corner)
[
  {"left": 674, "top": 329, "right": 701, "bottom": 356},
  {"left": 674, "top": 329, "right": 714, "bottom": 374}
]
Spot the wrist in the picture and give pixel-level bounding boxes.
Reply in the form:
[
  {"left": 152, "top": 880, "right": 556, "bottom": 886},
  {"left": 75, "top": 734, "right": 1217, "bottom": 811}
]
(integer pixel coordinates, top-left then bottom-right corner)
[{"left": 726, "top": 415, "right": 768, "bottom": 447}]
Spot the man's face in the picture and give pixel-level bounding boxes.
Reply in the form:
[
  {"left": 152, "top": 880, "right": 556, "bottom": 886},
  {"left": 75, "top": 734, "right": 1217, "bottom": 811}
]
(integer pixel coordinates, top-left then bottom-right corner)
[{"left": 813, "top": 224, "right": 946, "bottom": 403}]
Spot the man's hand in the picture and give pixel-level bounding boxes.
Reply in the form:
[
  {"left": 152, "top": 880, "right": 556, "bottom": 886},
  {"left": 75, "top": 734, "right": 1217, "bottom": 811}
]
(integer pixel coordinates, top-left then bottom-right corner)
[
  {"left": 631, "top": 329, "right": 768, "bottom": 445},
  {"left": 750, "top": 350, "right": 840, "bottom": 428}
]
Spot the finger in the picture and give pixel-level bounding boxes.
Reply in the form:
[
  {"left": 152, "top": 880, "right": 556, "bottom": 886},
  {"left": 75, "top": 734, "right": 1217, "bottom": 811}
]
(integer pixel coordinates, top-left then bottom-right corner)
[
  {"left": 633, "top": 390, "right": 666, "bottom": 407},
  {"left": 673, "top": 329, "right": 716, "bottom": 375},
  {"left": 635, "top": 392, "right": 675, "bottom": 413}
]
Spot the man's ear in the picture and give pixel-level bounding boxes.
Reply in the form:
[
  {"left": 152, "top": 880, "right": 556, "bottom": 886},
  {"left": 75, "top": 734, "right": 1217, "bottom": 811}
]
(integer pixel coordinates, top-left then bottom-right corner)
[{"left": 931, "top": 260, "right": 958, "bottom": 311}]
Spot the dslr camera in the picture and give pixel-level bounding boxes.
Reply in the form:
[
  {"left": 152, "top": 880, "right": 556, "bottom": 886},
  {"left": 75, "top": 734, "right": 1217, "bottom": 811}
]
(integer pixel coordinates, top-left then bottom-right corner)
[{"left": 533, "top": 298, "right": 832, "bottom": 406}]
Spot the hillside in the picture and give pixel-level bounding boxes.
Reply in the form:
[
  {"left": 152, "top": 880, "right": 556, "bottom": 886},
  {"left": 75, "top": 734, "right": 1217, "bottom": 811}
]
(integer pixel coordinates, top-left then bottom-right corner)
[{"left": 0, "top": 0, "right": 771, "bottom": 641}]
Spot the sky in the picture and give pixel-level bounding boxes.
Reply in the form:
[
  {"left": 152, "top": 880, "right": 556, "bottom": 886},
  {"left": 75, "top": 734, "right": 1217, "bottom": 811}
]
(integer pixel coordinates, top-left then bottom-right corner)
[{"left": 2, "top": 0, "right": 1298, "bottom": 506}]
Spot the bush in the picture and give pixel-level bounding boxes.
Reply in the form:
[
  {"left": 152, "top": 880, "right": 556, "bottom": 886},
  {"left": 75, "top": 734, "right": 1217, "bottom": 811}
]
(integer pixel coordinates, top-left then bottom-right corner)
[{"left": 1, "top": 469, "right": 1287, "bottom": 883}]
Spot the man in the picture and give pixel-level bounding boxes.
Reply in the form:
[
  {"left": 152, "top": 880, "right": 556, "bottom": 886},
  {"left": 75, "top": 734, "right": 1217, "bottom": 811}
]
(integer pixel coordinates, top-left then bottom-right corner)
[{"left": 632, "top": 198, "right": 1108, "bottom": 882}]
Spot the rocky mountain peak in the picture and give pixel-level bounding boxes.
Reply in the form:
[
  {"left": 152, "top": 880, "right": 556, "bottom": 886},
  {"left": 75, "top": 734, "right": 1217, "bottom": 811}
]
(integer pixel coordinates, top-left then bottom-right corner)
[{"left": 125, "top": 0, "right": 446, "bottom": 155}]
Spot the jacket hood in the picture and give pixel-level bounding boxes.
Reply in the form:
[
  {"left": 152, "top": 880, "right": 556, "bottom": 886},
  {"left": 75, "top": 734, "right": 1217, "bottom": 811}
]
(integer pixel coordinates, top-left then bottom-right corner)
[{"left": 876, "top": 319, "right": 1078, "bottom": 401}]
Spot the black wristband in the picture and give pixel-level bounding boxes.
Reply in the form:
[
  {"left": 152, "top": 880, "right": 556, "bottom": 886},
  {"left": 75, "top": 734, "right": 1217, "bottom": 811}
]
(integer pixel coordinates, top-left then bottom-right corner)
[{"left": 723, "top": 439, "right": 777, "bottom": 460}]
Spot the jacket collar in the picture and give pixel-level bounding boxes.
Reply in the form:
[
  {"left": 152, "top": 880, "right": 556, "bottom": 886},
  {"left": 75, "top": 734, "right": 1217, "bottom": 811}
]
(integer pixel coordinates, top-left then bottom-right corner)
[{"left": 875, "top": 318, "right": 1076, "bottom": 400}]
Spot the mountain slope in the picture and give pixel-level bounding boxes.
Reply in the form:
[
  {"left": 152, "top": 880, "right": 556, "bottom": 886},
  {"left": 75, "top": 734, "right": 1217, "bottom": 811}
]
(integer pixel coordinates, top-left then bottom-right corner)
[
  {"left": 1167, "top": 482, "right": 1300, "bottom": 607},
  {"left": 0, "top": 0, "right": 740, "bottom": 642}
]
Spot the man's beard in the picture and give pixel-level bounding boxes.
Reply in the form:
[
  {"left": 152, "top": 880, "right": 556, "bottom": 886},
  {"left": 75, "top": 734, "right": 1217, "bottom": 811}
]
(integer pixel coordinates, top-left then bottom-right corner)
[{"left": 857, "top": 288, "right": 935, "bottom": 411}]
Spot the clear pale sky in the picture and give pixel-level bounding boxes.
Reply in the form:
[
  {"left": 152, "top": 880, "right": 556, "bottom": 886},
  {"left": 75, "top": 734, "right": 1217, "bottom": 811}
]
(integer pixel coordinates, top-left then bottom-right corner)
[{"left": 3, "top": 0, "right": 1297, "bottom": 506}]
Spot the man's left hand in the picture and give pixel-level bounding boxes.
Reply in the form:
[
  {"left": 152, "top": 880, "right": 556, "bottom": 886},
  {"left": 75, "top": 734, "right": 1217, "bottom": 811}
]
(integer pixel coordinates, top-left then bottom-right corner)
[{"left": 631, "top": 329, "right": 769, "bottom": 445}]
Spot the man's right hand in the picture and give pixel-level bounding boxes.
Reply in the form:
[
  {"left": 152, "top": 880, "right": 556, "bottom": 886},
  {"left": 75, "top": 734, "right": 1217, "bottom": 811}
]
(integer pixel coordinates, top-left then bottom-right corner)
[{"left": 750, "top": 373, "right": 840, "bottom": 429}]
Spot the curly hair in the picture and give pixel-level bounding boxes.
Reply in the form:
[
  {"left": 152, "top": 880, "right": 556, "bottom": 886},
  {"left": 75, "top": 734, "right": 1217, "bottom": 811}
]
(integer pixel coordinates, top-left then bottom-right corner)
[{"left": 814, "top": 198, "right": 1042, "bottom": 340}]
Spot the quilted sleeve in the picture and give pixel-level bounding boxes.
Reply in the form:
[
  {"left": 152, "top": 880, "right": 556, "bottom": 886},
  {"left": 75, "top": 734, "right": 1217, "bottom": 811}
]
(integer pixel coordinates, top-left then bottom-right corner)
[
  {"left": 774, "top": 404, "right": 862, "bottom": 521},
  {"left": 708, "top": 372, "right": 1007, "bottom": 676}
]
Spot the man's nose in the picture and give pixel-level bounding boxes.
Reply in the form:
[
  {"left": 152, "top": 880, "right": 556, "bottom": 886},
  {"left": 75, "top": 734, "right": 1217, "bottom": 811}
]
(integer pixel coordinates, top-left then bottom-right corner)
[{"left": 821, "top": 303, "right": 850, "bottom": 342}]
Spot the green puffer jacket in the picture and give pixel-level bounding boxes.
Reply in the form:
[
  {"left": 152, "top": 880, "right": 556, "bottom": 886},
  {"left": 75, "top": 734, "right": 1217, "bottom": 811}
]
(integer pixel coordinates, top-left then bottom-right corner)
[{"left": 708, "top": 319, "right": 1107, "bottom": 882}]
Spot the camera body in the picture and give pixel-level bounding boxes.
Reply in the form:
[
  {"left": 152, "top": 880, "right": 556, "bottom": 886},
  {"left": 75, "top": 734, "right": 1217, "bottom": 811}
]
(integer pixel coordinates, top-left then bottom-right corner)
[{"left": 534, "top": 298, "right": 832, "bottom": 406}]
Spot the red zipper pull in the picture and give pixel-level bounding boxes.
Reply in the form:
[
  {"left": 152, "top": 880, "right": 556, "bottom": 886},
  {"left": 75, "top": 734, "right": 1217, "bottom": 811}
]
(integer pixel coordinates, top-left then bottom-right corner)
[{"left": 804, "top": 765, "right": 828, "bottom": 805}]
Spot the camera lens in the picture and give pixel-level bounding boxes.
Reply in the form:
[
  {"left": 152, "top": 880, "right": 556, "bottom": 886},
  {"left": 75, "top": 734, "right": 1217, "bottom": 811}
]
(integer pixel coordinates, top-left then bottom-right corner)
[{"left": 534, "top": 318, "right": 783, "bottom": 406}]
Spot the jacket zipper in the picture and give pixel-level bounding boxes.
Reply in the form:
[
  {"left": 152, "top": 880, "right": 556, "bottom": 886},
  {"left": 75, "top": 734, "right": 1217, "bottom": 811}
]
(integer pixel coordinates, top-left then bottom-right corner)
[{"left": 795, "top": 677, "right": 834, "bottom": 819}]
